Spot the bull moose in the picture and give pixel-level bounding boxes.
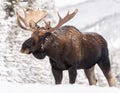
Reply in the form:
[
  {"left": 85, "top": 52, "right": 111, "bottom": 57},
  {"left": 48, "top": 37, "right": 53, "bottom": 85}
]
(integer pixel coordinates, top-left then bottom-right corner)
[{"left": 16, "top": 8, "right": 116, "bottom": 86}]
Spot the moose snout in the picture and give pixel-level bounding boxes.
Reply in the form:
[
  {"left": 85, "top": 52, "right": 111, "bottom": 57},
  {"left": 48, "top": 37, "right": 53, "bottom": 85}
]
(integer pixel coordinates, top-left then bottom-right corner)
[{"left": 20, "top": 48, "right": 31, "bottom": 54}]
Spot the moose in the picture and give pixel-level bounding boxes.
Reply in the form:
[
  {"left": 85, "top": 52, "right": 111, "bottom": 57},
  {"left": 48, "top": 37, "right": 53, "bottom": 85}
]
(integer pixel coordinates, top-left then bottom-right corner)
[{"left": 16, "top": 8, "right": 116, "bottom": 86}]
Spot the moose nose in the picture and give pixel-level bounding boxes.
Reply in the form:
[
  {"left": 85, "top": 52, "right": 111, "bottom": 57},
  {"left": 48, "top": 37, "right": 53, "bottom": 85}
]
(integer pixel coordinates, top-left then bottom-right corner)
[{"left": 20, "top": 49, "right": 31, "bottom": 54}]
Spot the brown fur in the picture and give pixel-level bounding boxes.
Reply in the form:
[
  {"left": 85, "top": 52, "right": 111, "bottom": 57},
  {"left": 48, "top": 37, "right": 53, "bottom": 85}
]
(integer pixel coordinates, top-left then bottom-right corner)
[{"left": 21, "top": 25, "right": 116, "bottom": 86}]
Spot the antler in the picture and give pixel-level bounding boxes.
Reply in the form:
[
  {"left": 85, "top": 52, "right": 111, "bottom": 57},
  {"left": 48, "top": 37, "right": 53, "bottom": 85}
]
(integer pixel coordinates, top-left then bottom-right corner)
[
  {"left": 16, "top": 8, "right": 47, "bottom": 31},
  {"left": 47, "top": 9, "right": 78, "bottom": 32},
  {"left": 44, "top": 20, "right": 51, "bottom": 30}
]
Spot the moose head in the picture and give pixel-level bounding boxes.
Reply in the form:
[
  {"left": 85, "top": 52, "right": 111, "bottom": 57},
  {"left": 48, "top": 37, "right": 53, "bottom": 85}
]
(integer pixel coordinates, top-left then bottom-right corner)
[
  {"left": 16, "top": 8, "right": 48, "bottom": 59},
  {"left": 16, "top": 8, "right": 78, "bottom": 59}
]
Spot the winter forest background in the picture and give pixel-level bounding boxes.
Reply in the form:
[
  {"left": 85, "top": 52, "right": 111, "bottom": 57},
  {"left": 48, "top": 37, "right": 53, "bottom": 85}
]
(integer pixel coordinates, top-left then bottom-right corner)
[{"left": 0, "top": 0, "right": 120, "bottom": 89}]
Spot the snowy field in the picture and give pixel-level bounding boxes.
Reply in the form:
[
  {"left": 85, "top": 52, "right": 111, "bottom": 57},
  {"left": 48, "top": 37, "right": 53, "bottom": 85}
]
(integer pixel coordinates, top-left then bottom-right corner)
[
  {"left": 0, "top": 0, "right": 120, "bottom": 91},
  {"left": 0, "top": 83, "right": 120, "bottom": 93}
]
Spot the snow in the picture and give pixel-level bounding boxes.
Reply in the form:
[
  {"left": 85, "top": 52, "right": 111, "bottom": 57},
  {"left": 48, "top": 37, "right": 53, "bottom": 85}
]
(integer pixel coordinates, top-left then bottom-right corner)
[
  {"left": 54, "top": 0, "right": 87, "bottom": 7},
  {"left": 0, "top": 0, "right": 120, "bottom": 89},
  {"left": 58, "top": 0, "right": 120, "bottom": 29},
  {"left": 0, "top": 82, "right": 120, "bottom": 93}
]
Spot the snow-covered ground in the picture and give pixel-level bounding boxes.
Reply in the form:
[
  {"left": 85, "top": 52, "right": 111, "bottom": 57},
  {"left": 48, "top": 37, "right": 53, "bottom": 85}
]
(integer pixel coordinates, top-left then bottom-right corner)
[
  {"left": 0, "top": 0, "right": 120, "bottom": 90},
  {"left": 54, "top": 0, "right": 87, "bottom": 7},
  {"left": 58, "top": 0, "right": 120, "bottom": 29},
  {"left": 0, "top": 82, "right": 120, "bottom": 93}
]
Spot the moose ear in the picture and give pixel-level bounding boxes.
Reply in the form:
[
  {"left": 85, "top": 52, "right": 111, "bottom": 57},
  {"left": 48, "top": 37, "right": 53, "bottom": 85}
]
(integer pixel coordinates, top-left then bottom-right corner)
[{"left": 45, "top": 32, "right": 51, "bottom": 37}]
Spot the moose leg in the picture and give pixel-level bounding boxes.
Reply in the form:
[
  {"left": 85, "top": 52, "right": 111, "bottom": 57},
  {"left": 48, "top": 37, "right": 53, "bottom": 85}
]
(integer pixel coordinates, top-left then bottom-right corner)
[
  {"left": 68, "top": 66, "right": 77, "bottom": 84},
  {"left": 84, "top": 66, "right": 97, "bottom": 85},
  {"left": 49, "top": 58, "right": 63, "bottom": 84},
  {"left": 98, "top": 58, "right": 116, "bottom": 87},
  {"left": 52, "top": 67, "right": 63, "bottom": 84}
]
